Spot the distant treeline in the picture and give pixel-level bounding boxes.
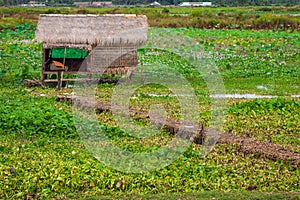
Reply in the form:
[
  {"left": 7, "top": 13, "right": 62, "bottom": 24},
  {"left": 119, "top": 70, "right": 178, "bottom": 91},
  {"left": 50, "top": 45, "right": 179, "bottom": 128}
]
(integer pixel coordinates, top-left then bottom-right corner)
[
  {"left": 211, "top": 0, "right": 300, "bottom": 6},
  {"left": 1, "top": 0, "right": 300, "bottom": 6}
]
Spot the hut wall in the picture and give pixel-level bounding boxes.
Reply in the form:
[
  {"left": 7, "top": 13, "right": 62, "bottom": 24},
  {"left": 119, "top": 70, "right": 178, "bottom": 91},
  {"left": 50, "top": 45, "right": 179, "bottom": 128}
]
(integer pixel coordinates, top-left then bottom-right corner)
[{"left": 89, "top": 47, "right": 138, "bottom": 75}]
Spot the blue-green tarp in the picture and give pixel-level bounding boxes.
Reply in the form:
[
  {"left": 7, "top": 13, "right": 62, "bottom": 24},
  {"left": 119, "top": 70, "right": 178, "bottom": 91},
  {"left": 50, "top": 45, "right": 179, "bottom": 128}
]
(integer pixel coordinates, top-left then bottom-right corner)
[{"left": 52, "top": 48, "right": 87, "bottom": 59}]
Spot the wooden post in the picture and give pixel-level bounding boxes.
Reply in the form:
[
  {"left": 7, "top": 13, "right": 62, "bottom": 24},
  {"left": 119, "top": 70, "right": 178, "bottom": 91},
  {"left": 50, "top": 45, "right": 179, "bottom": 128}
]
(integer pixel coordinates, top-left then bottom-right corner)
[
  {"left": 41, "top": 48, "right": 46, "bottom": 83},
  {"left": 57, "top": 71, "right": 62, "bottom": 90}
]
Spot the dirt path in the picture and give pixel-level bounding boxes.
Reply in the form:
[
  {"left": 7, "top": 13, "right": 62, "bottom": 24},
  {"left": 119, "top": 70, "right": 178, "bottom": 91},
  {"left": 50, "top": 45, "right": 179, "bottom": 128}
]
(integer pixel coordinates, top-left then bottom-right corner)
[{"left": 57, "top": 95, "right": 300, "bottom": 167}]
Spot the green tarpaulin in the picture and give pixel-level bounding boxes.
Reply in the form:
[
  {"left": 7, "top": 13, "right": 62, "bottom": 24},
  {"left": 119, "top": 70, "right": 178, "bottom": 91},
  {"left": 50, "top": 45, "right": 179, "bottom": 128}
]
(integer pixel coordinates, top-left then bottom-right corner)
[{"left": 52, "top": 48, "right": 87, "bottom": 59}]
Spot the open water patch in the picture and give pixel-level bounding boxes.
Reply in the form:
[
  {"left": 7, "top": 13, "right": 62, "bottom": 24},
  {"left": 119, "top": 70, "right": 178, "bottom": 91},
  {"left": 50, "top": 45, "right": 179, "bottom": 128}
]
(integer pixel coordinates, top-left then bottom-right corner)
[{"left": 135, "top": 93, "right": 300, "bottom": 99}]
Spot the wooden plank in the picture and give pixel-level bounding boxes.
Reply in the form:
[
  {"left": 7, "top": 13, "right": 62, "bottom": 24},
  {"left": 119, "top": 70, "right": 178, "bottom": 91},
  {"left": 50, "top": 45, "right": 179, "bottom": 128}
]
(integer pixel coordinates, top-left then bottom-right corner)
[
  {"left": 44, "top": 78, "right": 95, "bottom": 83},
  {"left": 42, "top": 71, "right": 91, "bottom": 75}
]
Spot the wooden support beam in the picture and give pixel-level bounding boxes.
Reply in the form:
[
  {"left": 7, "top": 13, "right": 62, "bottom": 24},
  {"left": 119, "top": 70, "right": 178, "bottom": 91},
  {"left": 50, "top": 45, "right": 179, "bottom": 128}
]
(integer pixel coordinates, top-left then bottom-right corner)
[{"left": 41, "top": 48, "right": 47, "bottom": 83}]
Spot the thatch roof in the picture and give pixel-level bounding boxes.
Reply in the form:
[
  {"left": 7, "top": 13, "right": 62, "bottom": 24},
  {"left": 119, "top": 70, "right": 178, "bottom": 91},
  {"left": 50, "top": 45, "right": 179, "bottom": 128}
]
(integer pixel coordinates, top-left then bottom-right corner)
[{"left": 35, "top": 14, "right": 148, "bottom": 48}]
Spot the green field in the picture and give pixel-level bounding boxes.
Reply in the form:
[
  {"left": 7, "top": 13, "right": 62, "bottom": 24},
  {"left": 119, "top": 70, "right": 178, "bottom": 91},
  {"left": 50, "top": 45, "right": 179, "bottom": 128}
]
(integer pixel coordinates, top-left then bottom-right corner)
[
  {"left": 0, "top": 7, "right": 299, "bottom": 199},
  {"left": 1, "top": 6, "right": 300, "bottom": 29}
]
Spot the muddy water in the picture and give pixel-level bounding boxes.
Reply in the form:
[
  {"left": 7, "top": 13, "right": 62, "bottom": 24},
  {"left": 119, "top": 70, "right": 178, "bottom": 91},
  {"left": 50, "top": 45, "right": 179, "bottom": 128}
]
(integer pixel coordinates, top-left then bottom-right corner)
[{"left": 137, "top": 93, "right": 300, "bottom": 99}]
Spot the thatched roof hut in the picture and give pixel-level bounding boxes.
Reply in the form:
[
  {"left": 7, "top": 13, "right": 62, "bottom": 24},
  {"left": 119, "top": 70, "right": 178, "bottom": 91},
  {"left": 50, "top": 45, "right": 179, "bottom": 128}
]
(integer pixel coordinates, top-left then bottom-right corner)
[
  {"left": 35, "top": 14, "right": 148, "bottom": 89},
  {"left": 35, "top": 14, "right": 148, "bottom": 49}
]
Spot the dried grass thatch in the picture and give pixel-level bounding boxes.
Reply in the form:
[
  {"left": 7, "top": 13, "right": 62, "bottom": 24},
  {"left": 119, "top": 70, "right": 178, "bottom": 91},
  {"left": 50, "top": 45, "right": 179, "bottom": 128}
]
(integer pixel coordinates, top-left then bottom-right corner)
[{"left": 35, "top": 14, "right": 148, "bottom": 47}]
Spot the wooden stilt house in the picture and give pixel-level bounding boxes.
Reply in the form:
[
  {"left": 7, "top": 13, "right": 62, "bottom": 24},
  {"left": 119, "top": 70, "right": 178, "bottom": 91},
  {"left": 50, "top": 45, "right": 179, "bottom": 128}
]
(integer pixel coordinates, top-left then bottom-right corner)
[{"left": 35, "top": 14, "right": 148, "bottom": 89}]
